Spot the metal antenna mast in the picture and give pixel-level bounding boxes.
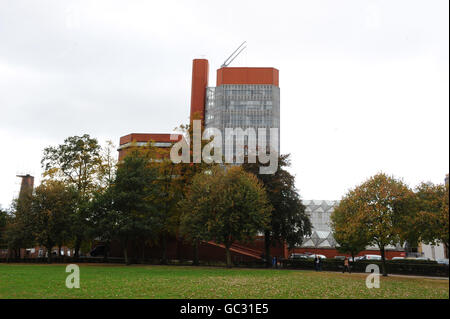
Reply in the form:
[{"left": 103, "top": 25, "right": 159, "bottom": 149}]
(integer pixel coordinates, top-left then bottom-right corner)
[{"left": 221, "top": 41, "right": 247, "bottom": 68}]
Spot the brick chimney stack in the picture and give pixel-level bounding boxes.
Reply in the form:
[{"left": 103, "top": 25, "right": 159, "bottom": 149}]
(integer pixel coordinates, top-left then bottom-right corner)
[{"left": 17, "top": 174, "right": 34, "bottom": 200}]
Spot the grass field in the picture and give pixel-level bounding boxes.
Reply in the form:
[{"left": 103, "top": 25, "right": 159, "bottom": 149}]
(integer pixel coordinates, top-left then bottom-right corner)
[{"left": 0, "top": 263, "right": 448, "bottom": 299}]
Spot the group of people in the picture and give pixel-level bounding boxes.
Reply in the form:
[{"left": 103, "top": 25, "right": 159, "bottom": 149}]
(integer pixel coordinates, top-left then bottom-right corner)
[{"left": 315, "top": 255, "right": 352, "bottom": 273}]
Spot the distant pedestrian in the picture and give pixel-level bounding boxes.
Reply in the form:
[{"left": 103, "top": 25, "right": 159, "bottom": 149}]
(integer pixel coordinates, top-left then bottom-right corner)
[
  {"left": 343, "top": 257, "right": 350, "bottom": 273},
  {"left": 314, "top": 256, "right": 319, "bottom": 271},
  {"left": 272, "top": 256, "right": 277, "bottom": 268},
  {"left": 317, "top": 256, "right": 322, "bottom": 271}
]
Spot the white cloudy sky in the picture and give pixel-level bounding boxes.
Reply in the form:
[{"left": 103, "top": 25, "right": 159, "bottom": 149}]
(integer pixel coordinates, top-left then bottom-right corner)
[{"left": 0, "top": 0, "right": 448, "bottom": 209}]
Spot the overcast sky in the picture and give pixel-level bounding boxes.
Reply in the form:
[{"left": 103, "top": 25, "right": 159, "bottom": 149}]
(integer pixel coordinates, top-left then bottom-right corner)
[{"left": 0, "top": 0, "right": 448, "bottom": 209}]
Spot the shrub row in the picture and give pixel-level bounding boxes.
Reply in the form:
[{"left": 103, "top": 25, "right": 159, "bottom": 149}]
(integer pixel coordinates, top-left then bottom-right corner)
[
  {"left": 281, "top": 258, "right": 449, "bottom": 277},
  {"left": 2, "top": 257, "right": 447, "bottom": 277},
  {"left": 0, "top": 257, "right": 124, "bottom": 264},
  {"left": 0, "top": 257, "right": 265, "bottom": 268}
]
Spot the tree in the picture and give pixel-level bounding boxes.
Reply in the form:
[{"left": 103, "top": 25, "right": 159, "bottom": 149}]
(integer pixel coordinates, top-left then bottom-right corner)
[
  {"left": 331, "top": 193, "right": 370, "bottom": 260},
  {"left": 41, "top": 134, "right": 102, "bottom": 258},
  {"left": 97, "top": 140, "right": 118, "bottom": 189},
  {"left": 88, "top": 187, "right": 119, "bottom": 262},
  {"left": 86, "top": 140, "right": 118, "bottom": 261},
  {"left": 151, "top": 156, "right": 183, "bottom": 264},
  {"left": 28, "top": 180, "right": 76, "bottom": 263},
  {"left": 3, "top": 196, "right": 35, "bottom": 260},
  {"left": 243, "top": 154, "right": 312, "bottom": 266},
  {"left": 441, "top": 184, "right": 449, "bottom": 256},
  {"left": 338, "top": 173, "right": 413, "bottom": 276},
  {"left": 174, "top": 119, "right": 218, "bottom": 265},
  {"left": 180, "top": 166, "right": 271, "bottom": 268},
  {"left": 0, "top": 208, "right": 8, "bottom": 250},
  {"left": 410, "top": 182, "right": 448, "bottom": 254},
  {"left": 112, "top": 149, "right": 161, "bottom": 264}
]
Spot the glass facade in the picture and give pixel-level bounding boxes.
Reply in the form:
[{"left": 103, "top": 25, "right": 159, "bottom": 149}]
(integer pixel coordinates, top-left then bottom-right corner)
[{"left": 204, "top": 84, "right": 280, "bottom": 159}]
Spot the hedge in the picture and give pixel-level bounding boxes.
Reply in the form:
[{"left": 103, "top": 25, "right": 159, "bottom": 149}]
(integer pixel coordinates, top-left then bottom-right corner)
[{"left": 281, "top": 258, "right": 449, "bottom": 277}]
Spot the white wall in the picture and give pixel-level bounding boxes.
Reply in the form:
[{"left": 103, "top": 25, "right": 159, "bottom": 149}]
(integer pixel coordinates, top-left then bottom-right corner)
[{"left": 421, "top": 243, "right": 447, "bottom": 260}]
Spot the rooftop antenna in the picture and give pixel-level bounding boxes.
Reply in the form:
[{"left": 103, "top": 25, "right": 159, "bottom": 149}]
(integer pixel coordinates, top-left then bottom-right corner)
[{"left": 221, "top": 41, "right": 247, "bottom": 68}]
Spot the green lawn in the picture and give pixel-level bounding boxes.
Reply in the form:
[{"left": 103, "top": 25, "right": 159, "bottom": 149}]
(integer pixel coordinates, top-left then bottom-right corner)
[{"left": 0, "top": 263, "right": 448, "bottom": 299}]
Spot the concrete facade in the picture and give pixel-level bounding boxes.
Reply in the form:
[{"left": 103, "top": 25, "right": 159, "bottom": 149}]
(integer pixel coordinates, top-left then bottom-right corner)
[{"left": 420, "top": 243, "right": 447, "bottom": 260}]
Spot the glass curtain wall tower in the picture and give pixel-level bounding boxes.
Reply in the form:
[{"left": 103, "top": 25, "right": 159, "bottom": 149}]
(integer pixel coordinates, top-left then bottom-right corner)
[{"left": 190, "top": 62, "right": 280, "bottom": 160}]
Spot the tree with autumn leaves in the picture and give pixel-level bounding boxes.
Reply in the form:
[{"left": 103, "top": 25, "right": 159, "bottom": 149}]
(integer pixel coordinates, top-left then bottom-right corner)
[
  {"left": 332, "top": 173, "right": 414, "bottom": 276},
  {"left": 409, "top": 182, "right": 449, "bottom": 256},
  {"left": 41, "top": 134, "right": 103, "bottom": 259},
  {"left": 28, "top": 180, "right": 77, "bottom": 263},
  {"left": 330, "top": 193, "right": 370, "bottom": 261},
  {"left": 172, "top": 117, "right": 219, "bottom": 265},
  {"left": 242, "top": 154, "right": 312, "bottom": 267},
  {"left": 332, "top": 173, "right": 449, "bottom": 276},
  {"left": 180, "top": 166, "right": 272, "bottom": 268}
]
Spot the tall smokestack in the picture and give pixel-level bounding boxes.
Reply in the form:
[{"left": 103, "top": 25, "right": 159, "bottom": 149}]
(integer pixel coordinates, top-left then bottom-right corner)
[
  {"left": 17, "top": 174, "right": 34, "bottom": 200},
  {"left": 190, "top": 59, "right": 209, "bottom": 123}
]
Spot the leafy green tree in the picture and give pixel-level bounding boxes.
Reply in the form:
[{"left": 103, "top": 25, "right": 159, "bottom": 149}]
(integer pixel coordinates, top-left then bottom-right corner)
[
  {"left": 86, "top": 140, "right": 118, "bottom": 261},
  {"left": 331, "top": 194, "right": 370, "bottom": 260},
  {"left": 112, "top": 149, "right": 161, "bottom": 265},
  {"left": 4, "top": 196, "right": 35, "bottom": 259},
  {"left": 88, "top": 187, "right": 119, "bottom": 261},
  {"left": 243, "top": 154, "right": 312, "bottom": 266},
  {"left": 41, "top": 134, "right": 102, "bottom": 258},
  {"left": 409, "top": 182, "right": 448, "bottom": 253},
  {"left": 97, "top": 140, "right": 117, "bottom": 189},
  {"left": 152, "top": 156, "right": 183, "bottom": 264},
  {"left": 28, "top": 180, "right": 77, "bottom": 263},
  {"left": 339, "top": 173, "right": 413, "bottom": 276},
  {"left": 180, "top": 166, "right": 271, "bottom": 268},
  {"left": 441, "top": 184, "right": 449, "bottom": 256},
  {"left": 0, "top": 208, "right": 8, "bottom": 250},
  {"left": 174, "top": 120, "right": 218, "bottom": 265}
]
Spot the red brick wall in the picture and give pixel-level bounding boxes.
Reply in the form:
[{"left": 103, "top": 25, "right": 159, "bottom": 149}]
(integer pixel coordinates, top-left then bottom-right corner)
[
  {"left": 108, "top": 237, "right": 263, "bottom": 263},
  {"left": 107, "top": 236, "right": 288, "bottom": 262}
]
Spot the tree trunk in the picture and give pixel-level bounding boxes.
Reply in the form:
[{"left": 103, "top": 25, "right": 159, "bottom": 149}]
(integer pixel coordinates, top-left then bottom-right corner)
[
  {"left": 134, "top": 240, "right": 140, "bottom": 264},
  {"left": 264, "top": 231, "right": 272, "bottom": 268},
  {"left": 47, "top": 246, "right": 52, "bottom": 264},
  {"left": 123, "top": 247, "right": 129, "bottom": 265},
  {"left": 176, "top": 236, "right": 182, "bottom": 261},
  {"left": 103, "top": 242, "right": 109, "bottom": 262},
  {"left": 74, "top": 237, "right": 81, "bottom": 260},
  {"left": 161, "top": 233, "right": 167, "bottom": 264},
  {"left": 380, "top": 246, "right": 387, "bottom": 277},
  {"left": 58, "top": 245, "right": 62, "bottom": 257},
  {"left": 225, "top": 243, "right": 232, "bottom": 268},
  {"left": 193, "top": 239, "right": 199, "bottom": 266}
]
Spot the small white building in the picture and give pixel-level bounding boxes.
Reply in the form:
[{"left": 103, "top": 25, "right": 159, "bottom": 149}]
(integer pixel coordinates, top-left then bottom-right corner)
[{"left": 420, "top": 243, "right": 447, "bottom": 260}]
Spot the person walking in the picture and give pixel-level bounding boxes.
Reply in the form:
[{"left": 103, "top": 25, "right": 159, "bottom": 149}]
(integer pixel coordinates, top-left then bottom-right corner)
[
  {"left": 317, "top": 256, "right": 322, "bottom": 271},
  {"left": 314, "top": 256, "right": 319, "bottom": 271},
  {"left": 343, "top": 257, "right": 350, "bottom": 273}
]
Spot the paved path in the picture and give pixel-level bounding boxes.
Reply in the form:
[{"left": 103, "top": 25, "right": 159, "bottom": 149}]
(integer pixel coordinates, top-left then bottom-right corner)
[
  {"left": 387, "top": 273, "right": 448, "bottom": 280},
  {"left": 308, "top": 269, "right": 449, "bottom": 280}
]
